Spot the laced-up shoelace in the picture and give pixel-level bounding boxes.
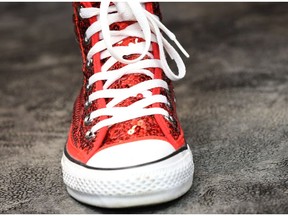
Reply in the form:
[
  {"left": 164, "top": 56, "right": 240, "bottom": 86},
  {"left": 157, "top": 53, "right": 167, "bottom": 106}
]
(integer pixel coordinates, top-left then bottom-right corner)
[{"left": 79, "top": 1, "right": 189, "bottom": 139}]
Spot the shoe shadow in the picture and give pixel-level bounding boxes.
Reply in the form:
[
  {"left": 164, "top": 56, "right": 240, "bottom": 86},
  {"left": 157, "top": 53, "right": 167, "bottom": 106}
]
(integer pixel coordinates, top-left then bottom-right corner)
[{"left": 75, "top": 194, "right": 186, "bottom": 214}]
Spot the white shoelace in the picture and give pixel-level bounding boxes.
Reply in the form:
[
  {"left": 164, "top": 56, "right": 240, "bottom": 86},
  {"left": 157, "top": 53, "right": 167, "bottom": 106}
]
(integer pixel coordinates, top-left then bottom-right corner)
[{"left": 79, "top": 1, "right": 189, "bottom": 139}]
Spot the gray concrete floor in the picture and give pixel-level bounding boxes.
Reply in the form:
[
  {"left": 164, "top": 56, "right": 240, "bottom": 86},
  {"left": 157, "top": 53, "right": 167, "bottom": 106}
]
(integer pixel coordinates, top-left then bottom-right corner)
[{"left": 0, "top": 2, "right": 288, "bottom": 213}]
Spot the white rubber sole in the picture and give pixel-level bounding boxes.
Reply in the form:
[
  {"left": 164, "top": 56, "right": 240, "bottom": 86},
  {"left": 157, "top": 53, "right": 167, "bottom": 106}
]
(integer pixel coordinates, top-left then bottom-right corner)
[{"left": 61, "top": 145, "right": 194, "bottom": 208}]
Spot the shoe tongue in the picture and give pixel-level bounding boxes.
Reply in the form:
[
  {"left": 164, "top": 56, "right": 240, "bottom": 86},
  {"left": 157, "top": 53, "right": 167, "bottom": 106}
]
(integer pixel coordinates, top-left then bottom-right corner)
[
  {"left": 103, "top": 19, "right": 154, "bottom": 107},
  {"left": 106, "top": 51, "right": 152, "bottom": 107}
]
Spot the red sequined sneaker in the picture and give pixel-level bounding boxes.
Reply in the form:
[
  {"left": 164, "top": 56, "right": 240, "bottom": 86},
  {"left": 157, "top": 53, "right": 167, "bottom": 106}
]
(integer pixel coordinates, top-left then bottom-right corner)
[{"left": 61, "top": 1, "right": 194, "bottom": 208}]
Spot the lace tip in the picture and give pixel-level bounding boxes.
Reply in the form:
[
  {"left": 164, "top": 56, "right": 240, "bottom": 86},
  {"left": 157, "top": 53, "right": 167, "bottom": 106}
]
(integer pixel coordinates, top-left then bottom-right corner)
[{"left": 174, "top": 40, "right": 190, "bottom": 58}]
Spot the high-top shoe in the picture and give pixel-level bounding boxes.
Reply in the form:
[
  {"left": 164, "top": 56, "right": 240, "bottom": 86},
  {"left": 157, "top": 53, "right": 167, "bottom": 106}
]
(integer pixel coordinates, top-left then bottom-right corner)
[{"left": 61, "top": 1, "right": 194, "bottom": 208}]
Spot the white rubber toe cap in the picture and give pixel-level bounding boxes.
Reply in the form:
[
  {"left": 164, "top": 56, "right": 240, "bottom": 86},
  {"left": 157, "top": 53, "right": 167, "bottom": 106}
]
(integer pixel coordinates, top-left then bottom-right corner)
[{"left": 86, "top": 139, "right": 176, "bottom": 169}]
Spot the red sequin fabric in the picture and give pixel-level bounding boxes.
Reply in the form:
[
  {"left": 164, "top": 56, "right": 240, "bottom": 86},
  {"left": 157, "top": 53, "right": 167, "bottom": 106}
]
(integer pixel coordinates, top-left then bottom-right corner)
[{"left": 70, "top": 2, "right": 182, "bottom": 153}]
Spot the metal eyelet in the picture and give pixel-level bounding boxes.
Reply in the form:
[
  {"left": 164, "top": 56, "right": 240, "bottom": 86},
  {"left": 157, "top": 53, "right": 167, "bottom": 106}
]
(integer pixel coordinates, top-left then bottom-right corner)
[
  {"left": 86, "top": 83, "right": 92, "bottom": 91},
  {"left": 166, "top": 101, "right": 172, "bottom": 109},
  {"left": 77, "top": 5, "right": 83, "bottom": 17},
  {"left": 85, "top": 130, "right": 95, "bottom": 140},
  {"left": 84, "top": 101, "right": 91, "bottom": 109},
  {"left": 165, "top": 115, "right": 175, "bottom": 124},
  {"left": 86, "top": 58, "right": 93, "bottom": 68},
  {"left": 84, "top": 114, "right": 92, "bottom": 126},
  {"left": 84, "top": 36, "right": 91, "bottom": 45}
]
